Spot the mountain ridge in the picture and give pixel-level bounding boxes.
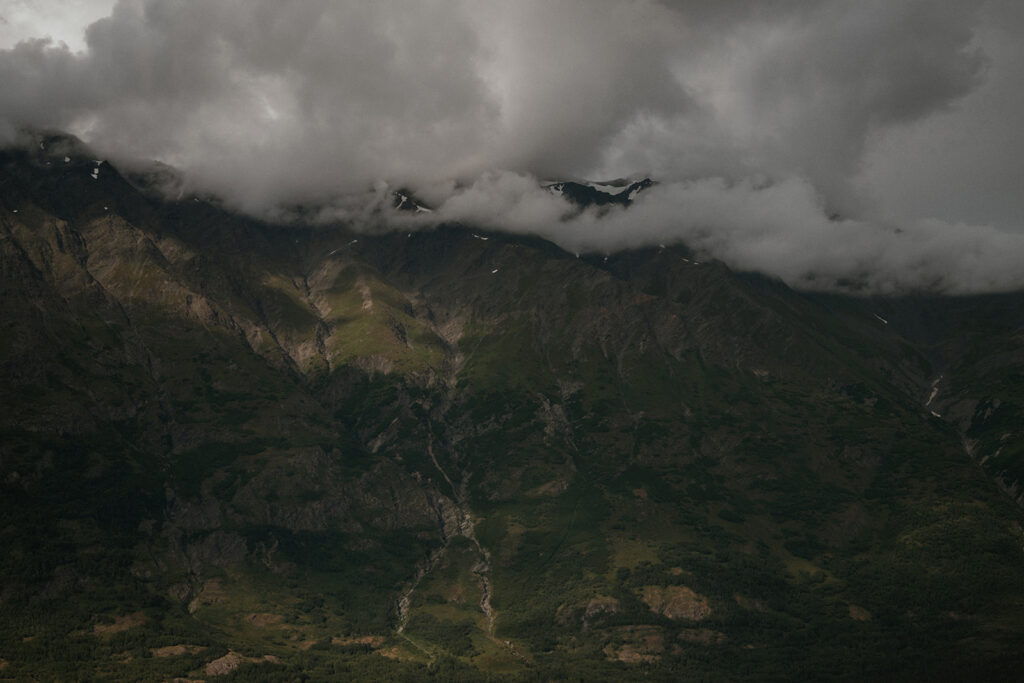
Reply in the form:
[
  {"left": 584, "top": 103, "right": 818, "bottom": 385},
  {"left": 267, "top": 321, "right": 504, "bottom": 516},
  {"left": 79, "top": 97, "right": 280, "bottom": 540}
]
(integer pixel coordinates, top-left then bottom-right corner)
[{"left": 2, "top": 135, "right": 1024, "bottom": 680}]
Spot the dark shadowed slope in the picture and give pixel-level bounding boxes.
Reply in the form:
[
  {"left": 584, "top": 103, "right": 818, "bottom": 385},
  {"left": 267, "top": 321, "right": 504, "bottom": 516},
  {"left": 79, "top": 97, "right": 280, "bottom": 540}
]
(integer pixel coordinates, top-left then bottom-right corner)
[{"left": 2, "top": 135, "right": 1023, "bottom": 681}]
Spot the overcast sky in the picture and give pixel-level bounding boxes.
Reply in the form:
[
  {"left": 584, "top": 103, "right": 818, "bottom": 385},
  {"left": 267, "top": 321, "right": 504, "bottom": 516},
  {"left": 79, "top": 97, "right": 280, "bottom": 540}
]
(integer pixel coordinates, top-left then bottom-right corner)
[{"left": 1, "top": 0, "right": 1022, "bottom": 293}]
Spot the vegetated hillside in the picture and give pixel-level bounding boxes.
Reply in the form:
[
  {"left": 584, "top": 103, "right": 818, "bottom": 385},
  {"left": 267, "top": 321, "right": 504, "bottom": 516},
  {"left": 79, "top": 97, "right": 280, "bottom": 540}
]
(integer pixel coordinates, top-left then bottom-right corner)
[{"left": 1, "top": 135, "right": 1023, "bottom": 681}]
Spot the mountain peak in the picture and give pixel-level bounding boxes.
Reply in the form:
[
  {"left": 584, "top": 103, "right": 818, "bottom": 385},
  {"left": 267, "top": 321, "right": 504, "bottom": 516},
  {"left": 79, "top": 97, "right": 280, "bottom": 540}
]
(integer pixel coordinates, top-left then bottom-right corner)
[
  {"left": 544, "top": 176, "right": 654, "bottom": 208},
  {"left": 392, "top": 187, "right": 433, "bottom": 213}
]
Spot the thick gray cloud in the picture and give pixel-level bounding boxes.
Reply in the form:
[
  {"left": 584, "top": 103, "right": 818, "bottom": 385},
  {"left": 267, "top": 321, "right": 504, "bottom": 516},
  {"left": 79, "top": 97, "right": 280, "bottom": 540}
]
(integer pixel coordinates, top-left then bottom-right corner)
[
  {"left": 0, "top": 0, "right": 114, "bottom": 51},
  {"left": 1, "top": 0, "right": 1022, "bottom": 292},
  {"left": 598, "top": 1, "right": 988, "bottom": 217},
  {"left": 428, "top": 174, "right": 1024, "bottom": 294},
  {"left": 858, "top": 0, "right": 1024, "bottom": 234}
]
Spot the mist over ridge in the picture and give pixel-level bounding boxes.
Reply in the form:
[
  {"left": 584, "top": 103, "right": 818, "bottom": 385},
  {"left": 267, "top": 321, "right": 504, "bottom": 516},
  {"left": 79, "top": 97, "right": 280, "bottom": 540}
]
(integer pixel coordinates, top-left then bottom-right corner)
[{"left": 2, "top": 0, "right": 1023, "bottom": 293}]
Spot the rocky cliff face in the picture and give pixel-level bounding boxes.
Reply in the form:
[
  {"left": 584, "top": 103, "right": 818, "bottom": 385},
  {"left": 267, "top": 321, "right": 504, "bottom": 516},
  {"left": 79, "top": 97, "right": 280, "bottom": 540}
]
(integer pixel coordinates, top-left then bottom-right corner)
[{"left": 1, "top": 134, "right": 1023, "bottom": 681}]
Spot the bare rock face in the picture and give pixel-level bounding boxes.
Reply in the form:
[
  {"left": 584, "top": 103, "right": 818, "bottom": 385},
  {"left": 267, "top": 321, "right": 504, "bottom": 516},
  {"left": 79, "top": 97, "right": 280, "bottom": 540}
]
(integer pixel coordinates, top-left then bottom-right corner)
[
  {"left": 204, "top": 652, "right": 244, "bottom": 677},
  {"left": 150, "top": 644, "right": 206, "bottom": 657},
  {"left": 849, "top": 604, "right": 872, "bottom": 621},
  {"left": 602, "top": 625, "right": 665, "bottom": 664},
  {"left": 641, "top": 585, "right": 712, "bottom": 621},
  {"left": 584, "top": 596, "right": 621, "bottom": 617},
  {"left": 204, "top": 651, "right": 280, "bottom": 677}
]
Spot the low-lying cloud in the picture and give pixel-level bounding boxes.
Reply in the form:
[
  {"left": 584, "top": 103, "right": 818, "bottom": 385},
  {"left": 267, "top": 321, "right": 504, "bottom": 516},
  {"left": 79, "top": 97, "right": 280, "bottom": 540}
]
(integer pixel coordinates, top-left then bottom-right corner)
[
  {"left": 418, "top": 172, "right": 1024, "bottom": 295},
  {"left": 1, "top": 0, "right": 1023, "bottom": 293}
]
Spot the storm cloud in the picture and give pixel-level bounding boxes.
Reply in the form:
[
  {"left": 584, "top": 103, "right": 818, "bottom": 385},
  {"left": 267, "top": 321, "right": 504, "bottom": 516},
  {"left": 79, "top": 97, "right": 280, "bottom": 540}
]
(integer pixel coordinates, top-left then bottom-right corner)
[{"left": 1, "top": 0, "right": 1022, "bottom": 293}]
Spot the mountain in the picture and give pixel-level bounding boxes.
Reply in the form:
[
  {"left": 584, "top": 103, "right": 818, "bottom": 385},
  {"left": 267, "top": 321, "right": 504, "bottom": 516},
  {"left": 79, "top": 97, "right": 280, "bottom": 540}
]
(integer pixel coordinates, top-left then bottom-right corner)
[
  {"left": 393, "top": 188, "right": 433, "bottom": 213},
  {"left": 544, "top": 177, "right": 654, "bottom": 208},
  {"left": 1, "top": 134, "right": 1023, "bottom": 681}
]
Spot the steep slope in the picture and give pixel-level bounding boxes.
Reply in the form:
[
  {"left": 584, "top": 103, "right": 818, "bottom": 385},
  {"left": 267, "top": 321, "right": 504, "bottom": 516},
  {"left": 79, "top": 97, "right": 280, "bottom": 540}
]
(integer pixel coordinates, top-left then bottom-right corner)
[
  {"left": 808, "top": 291, "right": 1024, "bottom": 507},
  {"left": 1, "top": 136, "right": 1023, "bottom": 680}
]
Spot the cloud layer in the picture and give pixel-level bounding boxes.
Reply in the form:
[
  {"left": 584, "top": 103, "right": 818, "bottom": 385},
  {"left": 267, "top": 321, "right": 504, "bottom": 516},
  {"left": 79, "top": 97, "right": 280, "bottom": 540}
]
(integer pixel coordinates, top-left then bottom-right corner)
[
  {"left": 428, "top": 173, "right": 1024, "bottom": 294},
  {"left": 1, "top": 0, "right": 1023, "bottom": 293}
]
